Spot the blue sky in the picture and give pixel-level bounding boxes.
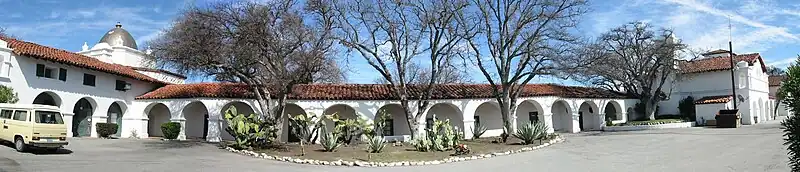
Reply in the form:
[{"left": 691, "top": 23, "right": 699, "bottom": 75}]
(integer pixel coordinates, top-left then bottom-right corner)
[{"left": 1, "top": 0, "right": 799, "bottom": 85}]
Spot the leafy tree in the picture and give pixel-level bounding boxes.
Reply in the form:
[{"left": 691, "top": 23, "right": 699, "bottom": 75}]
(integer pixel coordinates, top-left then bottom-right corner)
[
  {"left": 767, "top": 65, "right": 786, "bottom": 76},
  {"left": 0, "top": 85, "right": 18, "bottom": 103},
  {"left": 572, "top": 22, "right": 686, "bottom": 120},
  {"left": 778, "top": 55, "right": 800, "bottom": 171}
]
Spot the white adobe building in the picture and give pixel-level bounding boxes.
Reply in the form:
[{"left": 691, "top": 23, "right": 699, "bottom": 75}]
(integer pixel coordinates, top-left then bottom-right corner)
[
  {"left": 658, "top": 50, "right": 783, "bottom": 125},
  {"left": 0, "top": 24, "right": 783, "bottom": 142}
]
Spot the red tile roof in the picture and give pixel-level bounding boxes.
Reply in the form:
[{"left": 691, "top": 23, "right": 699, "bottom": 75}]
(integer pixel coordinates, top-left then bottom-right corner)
[
  {"left": 680, "top": 53, "right": 766, "bottom": 74},
  {"left": 0, "top": 36, "right": 167, "bottom": 84},
  {"left": 769, "top": 75, "right": 786, "bottom": 86},
  {"left": 135, "top": 83, "right": 632, "bottom": 100},
  {"left": 694, "top": 95, "right": 732, "bottom": 104}
]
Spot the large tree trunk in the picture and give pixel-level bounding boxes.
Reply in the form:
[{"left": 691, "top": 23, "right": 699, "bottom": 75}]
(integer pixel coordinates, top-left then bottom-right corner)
[
  {"left": 644, "top": 97, "right": 658, "bottom": 120},
  {"left": 498, "top": 90, "right": 514, "bottom": 134},
  {"left": 400, "top": 99, "right": 422, "bottom": 140}
]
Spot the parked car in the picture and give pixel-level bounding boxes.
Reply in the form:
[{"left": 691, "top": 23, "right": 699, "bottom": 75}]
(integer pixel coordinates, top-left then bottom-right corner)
[{"left": 0, "top": 103, "right": 68, "bottom": 152}]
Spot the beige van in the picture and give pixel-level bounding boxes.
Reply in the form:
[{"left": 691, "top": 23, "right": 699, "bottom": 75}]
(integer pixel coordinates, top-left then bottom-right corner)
[{"left": 0, "top": 103, "right": 68, "bottom": 152}]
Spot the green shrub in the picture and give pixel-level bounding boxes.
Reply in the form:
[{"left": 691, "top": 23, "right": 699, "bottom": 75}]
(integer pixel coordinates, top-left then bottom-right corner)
[
  {"left": 0, "top": 85, "right": 18, "bottom": 103},
  {"left": 471, "top": 123, "right": 487, "bottom": 139},
  {"left": 160, "top": 122, "right": 181, "bottom": 140},
  {"left": 320, "top": 131, "right": 340, "bottom": 152},
  {"left": 329, "top": 116, "right": 370, "bottom": 145},
  {"left": 512, "top": 121, "right": 548, "bottom": 145},
  {"left": 96, "top": 123, "right": 118, "bottom": 138},
  {"left": 678, "top": 96, "right": 696, "bottom": 121},
  {"left": 366, "top": 136, "right": 386, "bottom": 153},
  {"left": 782, "top": 114, "right": 800, "bottom": 171}
]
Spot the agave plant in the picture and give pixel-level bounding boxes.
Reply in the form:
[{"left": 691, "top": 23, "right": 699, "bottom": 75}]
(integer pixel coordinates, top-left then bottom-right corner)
[
  {"left": 320, "top": 130, "right": 340, "bottom": 152},
  {"left": 366, "top": 136, "right": 387, "bottom": 153},
  {"left": 513, "top": 121, "right": 549, "bottom": 145},
  {"left": 412, "top": 138, "right": 430, "bottom": 152},
  {"left": 471, "top": 123, "right": 488, "bottom": 139}
]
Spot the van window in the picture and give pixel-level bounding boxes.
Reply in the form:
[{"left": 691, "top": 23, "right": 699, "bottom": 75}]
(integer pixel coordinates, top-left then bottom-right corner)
[
  {"left": 34, "top": 111, "right": 64, "bottom": 124},
  {"left": 12, "top": 110, "right": 28, "bottom": 121},
  {"left": 0, "top": 110, "right": 11, "bottom": 119}
]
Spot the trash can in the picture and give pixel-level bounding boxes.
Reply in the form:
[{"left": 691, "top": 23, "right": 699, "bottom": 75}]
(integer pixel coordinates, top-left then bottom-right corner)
[{"left": 715, "top": 109, "right": 741, "bottom": 128}]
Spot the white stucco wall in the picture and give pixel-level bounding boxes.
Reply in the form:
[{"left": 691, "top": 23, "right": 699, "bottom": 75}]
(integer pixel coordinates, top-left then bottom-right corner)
[{"left": 0, "top": 41, "right": 160, "bottom": 138}]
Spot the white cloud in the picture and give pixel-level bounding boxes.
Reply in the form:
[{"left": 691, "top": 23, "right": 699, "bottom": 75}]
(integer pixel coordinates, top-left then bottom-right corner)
[
  {"left": 663, "top": 0, "right": 797, "bottom": 39},
  {"left": 766, "top": 57, "right": 797, "bottom": 68}
]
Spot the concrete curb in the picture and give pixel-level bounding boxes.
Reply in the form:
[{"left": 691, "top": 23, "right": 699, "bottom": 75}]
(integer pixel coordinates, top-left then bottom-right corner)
[{"left": 226, "top": 136, "right": 565, "bottom": 167}]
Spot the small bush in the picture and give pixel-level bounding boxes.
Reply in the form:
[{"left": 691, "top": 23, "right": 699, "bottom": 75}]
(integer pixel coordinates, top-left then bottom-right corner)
[
  {"left": 471, "top": 123, "right": 487, "bottom": 139},
  {"left": 678, "top": 96, "right": 696, "bottom": 121},
  {"left": 782, "top": 114, "right": 800, "bottom": 171},
  {"left": 161, "top": 122, "right": 181, "bottom": 140},
  {"left": 0, "top": 85, "right": 18, "bottom": 103},
  {"left": 513, "top": 121, "right": 548, "bottom": 145},
  {"left": 95, "top": 123, "right": 118, "bottom": 138},
  {"left": 366, "top": 136, "right": 386, "bottom": 153},
  {"left": 320, "top": 132, "right": 340, "bottom": 152}
]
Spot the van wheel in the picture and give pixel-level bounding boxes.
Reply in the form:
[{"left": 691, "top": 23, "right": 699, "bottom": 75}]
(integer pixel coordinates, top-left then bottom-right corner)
[{"left": 14, "top": 137, "right": 26, "bottom": 152}]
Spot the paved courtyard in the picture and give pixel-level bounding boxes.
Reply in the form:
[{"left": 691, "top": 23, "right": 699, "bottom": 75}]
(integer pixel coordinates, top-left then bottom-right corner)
[{"left": 0, "top": 118, "right": 789, "bottom": 172}]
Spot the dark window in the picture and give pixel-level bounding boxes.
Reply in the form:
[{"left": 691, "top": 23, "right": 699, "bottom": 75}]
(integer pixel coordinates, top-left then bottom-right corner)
[
  {"left": 529, "top": 112, "right": 539, "bottom": 124},
  {"left": 83, "top": 74, "right": 96, "bottom": 86},
  {"left": 0, "top": 110, "right": 12, "bottom": 119},
  {"left": 115, "top": 80, "right": 128, "bottom": 91},
  {"left": 382, "top": 119, "right": 393, "bottom": 136},
  {"left": 426, "top": 118, "right": 434, "bottom": 130},
  {"left": 34, "top": 111, "right": 63, "bottom": 124},
  {"left": 36, "top": 64, "right": 45, "bottom": 77},
  {"left": 43, "top": 68, "right": 54, "bottom": 78},
  {"left": 12, "top": 110, "right": 27, "bottom": 121},
  {"left": 58, "top": 68, "right": 67, "bottom": 81},
  {"left": 474, "top": 116, "right": 481, "bottom": 126}
]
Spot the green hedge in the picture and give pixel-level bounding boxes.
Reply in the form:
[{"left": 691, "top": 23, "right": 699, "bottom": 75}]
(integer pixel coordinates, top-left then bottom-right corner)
[
  {"left": 161, "top": 122, "right": 181, "bottom": 140},
  {"left": 96, "top": 123, "right": 118, "bottom": 138}
]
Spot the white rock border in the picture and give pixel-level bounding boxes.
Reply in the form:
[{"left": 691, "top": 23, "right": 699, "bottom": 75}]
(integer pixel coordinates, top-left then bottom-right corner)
[
  {"left": 603, "top": 122, "right": 695, "bottom": 131},
  {"left": 226, "top": 136, "right": 565, "bottom": 167}
]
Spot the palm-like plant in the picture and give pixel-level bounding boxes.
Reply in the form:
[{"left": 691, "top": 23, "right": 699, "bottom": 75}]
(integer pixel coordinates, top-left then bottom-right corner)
[{"left": 513, "top": 121, "right": 549, "bottom": 145}]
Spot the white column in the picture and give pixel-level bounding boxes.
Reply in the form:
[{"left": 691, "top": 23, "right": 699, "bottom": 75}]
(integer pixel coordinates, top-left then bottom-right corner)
[
  {"left": 571, "top": 112, "right": 581, "bottom": 133},
  {"left": 206, "top": 117, "right": 222, "bottom": 142},
  {"left": 543, "top": 113, "right": 554, "bottom": 133},
  {"left": 463, "top": 119, "right": 475, "bottom": 139},
  {"left": 508, "top": 113, "right": 518, "bottom": 133},
  {"left": 598, "top": 113, "right": 607, "bottom": 130},
  {"left": 63, "top": 113, "right": 74, "bottom": 137},
  {"left": 171, "top": 118, "right": 187, "bottom": 140}
]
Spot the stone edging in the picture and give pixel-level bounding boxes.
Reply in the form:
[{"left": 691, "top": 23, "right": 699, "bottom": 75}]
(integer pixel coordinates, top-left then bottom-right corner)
[
  {"left": 603, "top": 122, "right": 695, "bottom": 132},
  {"left": 226, "top": 136, "right": 565, "bottom": 167}
]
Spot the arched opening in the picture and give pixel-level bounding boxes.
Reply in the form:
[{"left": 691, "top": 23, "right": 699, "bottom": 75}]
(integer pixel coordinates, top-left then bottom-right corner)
[
  {"left": 220, "top": 101, "right": 255, "bottom": 141},
  {"left": 146, "top": 103, "right": 171, "bottom": 138},
  {"left": 71, "top": 98, "right": 95, "bottom": 137},
  {"left": 376, "top": 104, "right": 410, "bottom": 137},
  {"left": 183, "top": 101, "right": 209, "bottom": 140},
  {"left": 604, "top": 101, "right": 622, "bottom": 122},
  {"left": 516, "top": 100, "right": 544, "bottom": 126},
  {"left": 578, "top": 101, "right": 600, "bottom": 131},
  {"left": 106, "top": 101, "right": 126, "bottom": 137},
  {"left": 551, "top": 100, "right": 573, "bottom": 133},
  {"left": 425, "top": 103, "right": 464, "bottom": 134},
  {"left": 474, "top": 102, "right": 503, "bottom": 137},
  {"left": 322, "top": 104, "right": 359, "bottom": 133},
  {"left": 33, "top": 91, "right": 61, "bottom": 107},
  {"left": 283, "top": 103, "right": 307, "bottom": 142}
]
